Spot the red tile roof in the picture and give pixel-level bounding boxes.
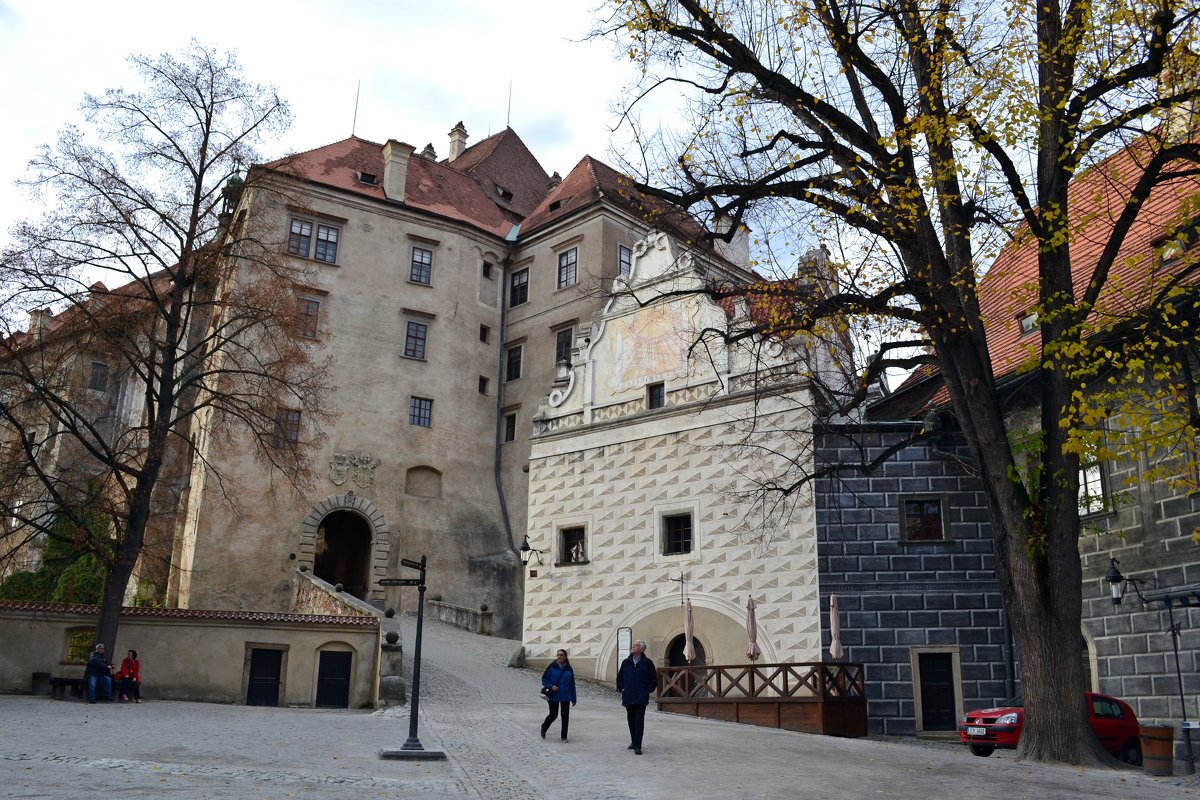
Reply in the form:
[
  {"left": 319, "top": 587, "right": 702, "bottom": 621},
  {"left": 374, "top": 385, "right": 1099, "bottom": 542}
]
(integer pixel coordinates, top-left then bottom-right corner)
[
  {"left": 0, "top": 599, "right": 378, "bottom": 626},
  {"left": 889, "top": 134, "right": 1200, "bottom": 413}
]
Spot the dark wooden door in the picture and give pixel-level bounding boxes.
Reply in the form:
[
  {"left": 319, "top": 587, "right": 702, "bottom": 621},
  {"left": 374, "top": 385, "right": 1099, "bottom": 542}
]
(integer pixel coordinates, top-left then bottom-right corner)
[
  {"left": 918, "top": 652, "right": 956, "bottom": 730},
  {"left": 315, "top": 651, "right": 352, "bottom": 708},
  {"left": 246, "top": 648, "right": 282, "bottom": 707}
]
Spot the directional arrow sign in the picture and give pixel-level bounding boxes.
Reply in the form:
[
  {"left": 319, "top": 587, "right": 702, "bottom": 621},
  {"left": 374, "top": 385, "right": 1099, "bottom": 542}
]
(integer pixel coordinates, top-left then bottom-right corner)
[
  {"left": 378, "top": 578, "right": 422, "bottom": 586},
  {"left": 400, "top": 558, "right": 424, "bottom": 570}
]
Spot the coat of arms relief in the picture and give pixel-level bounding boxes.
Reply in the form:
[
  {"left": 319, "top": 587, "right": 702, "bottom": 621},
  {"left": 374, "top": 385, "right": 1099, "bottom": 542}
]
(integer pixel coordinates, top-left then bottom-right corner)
[{"left": 329, "top": 451, "right": 379, "bottom": 489}]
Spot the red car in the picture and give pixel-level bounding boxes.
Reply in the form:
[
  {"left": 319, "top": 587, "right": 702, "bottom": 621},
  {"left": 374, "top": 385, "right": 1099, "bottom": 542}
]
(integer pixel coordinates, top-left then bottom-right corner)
[{"left": 959, "top": 691, "right": 1142, "bottom": 764}]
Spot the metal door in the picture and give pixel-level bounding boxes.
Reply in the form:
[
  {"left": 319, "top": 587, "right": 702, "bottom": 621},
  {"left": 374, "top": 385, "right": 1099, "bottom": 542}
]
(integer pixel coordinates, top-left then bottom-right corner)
[
  {"left": 246, "top": 648, "right": 283, "bottom": 706},
  {"left": 315, "top": 651, "right": 352, "bottom": 708},
  {"left": 918, "top": 652, "right": 956, "bottom": 730}
]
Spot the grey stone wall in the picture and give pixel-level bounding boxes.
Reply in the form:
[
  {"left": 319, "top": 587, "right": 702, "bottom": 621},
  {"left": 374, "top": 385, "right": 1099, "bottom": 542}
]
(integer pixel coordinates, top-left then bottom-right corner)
[{"left": 816, "top": 423, "right": 1010, "bottom": 735}]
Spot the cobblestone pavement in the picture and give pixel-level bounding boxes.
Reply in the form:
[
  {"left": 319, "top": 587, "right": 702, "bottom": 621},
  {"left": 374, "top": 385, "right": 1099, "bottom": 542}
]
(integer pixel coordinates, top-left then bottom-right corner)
[{"left": 2, "top": 614, "right": 1195, "bottom": 799}]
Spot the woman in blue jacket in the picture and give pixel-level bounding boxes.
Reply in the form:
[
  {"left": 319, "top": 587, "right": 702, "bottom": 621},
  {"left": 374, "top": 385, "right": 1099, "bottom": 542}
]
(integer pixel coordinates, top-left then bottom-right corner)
[{"left": 540, "top": 649, "right": 577, "bottom": 741}]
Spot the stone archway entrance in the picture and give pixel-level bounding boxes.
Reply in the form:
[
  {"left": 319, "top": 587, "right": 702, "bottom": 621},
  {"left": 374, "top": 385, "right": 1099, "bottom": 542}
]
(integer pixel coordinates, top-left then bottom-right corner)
[
  {"left": 299, "top": 492, "right": 390, "bottom": 603},
  {"left": 314, "top": 510, "right": 372, "bottom": 599},
  {"left": 666, "top": 634, "right": 706, "bottom": 667}
]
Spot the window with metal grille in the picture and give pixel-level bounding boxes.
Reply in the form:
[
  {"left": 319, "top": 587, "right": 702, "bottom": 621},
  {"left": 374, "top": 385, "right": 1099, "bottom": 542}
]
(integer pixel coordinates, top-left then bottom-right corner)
[
  {"left": 297, "top": 298, "right": 320, "bottom": 339},
  {"left": 272, "top": 408, "right": 301, "bottom": 448},
  {"left": 506, "top": 345, "right": 523, "bottom": 382},
  {"left": 509, "top": 268, "right": 529, "bottom": 306},
  {"left": 663, "top": 513, "right": 693, "bottom": 555},
  {"left": 900, "top": 497, "right": 946, "bottom": 542},
  {"left": 410, "top": 246, "right": 433, "bottom": 284},
  {"left": 648, "top": 382, "right": 665, "bottom": 410},
  {"left": 409, "top": 397, "right": 433, "bottom": 427},
  {"left": 557, "top": 248, "right": 577, "bottom": 289},
  {"left": 560, "top": 527, "right": 586, "bottom": 563},
  {"left": 404, "top": 320, "right": 428, "bottom": 359}
]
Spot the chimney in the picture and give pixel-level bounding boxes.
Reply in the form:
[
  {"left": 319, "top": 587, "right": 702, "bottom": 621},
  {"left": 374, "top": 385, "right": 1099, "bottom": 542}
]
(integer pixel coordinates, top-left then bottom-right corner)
[
  {"left": 420, "top": 143, "right": 437, "bottom": 160},
  {"left": 382, "top": 140, "right": 416, "bottom": 203},
  {"left": 448, "top": 122, "right": 468, "bottom": 162},
  {"left": 546, "top": 171, "right": 562, "bottom": 191},
  {"left": 714, "top": 213, "right": 751, "bottom": 267}
]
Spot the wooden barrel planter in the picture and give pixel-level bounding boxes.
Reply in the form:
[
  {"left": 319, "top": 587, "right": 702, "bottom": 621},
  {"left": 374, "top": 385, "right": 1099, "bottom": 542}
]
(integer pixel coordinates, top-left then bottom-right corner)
[{"left": 1140, "top": 725, "right": 1175, "bottom": 776}]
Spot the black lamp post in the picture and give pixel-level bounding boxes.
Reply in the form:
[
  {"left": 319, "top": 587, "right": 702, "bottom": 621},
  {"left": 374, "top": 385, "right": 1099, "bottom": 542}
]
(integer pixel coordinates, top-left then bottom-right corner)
[{"left": 1105, "top": 558, "right": 1195, "bottom": 774}]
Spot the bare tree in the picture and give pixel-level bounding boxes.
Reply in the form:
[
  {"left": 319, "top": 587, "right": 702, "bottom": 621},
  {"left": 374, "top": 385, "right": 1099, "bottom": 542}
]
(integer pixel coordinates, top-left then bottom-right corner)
[
  {"left": 0, "top": 42, "right": 333, "bottom": 652},
  {"left": 604, "top": 0, "right": 1200, "bottom": 764}
]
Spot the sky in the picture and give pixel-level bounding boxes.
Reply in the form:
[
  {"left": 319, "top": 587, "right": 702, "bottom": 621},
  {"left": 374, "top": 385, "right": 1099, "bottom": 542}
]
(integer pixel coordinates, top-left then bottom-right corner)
[{"left": 0, "top": 0, "right": 643, "bottom": 242}]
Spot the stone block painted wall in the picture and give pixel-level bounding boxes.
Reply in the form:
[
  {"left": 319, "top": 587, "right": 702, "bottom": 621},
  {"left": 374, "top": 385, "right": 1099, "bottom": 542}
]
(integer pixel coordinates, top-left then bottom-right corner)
[{"left": 816, "top": 423, "right": 1010, "bottom": 735}]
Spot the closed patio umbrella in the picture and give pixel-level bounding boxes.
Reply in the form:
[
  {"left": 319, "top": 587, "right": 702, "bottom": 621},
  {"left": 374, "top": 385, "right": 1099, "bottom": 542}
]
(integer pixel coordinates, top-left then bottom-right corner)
[
  {"left": 745, "top": 595, "right": 761, "bottom": 661},
  {"left": 829, "top": 593, "right": 844, "bottom": 660},
  {"left": 683, "top": 598, "right": 696, "bottom": 662}
]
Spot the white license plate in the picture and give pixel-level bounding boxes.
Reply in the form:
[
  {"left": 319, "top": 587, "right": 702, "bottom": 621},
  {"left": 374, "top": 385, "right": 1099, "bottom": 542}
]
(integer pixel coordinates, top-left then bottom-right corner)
[{"left": 967, "top": 726, "right": 987, "bottom": 736}]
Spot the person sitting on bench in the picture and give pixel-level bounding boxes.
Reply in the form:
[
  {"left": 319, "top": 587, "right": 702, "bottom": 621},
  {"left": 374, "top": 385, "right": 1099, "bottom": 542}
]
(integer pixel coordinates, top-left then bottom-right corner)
[{"left": 85, "top": 643, "right": 115, "bottom": 704}]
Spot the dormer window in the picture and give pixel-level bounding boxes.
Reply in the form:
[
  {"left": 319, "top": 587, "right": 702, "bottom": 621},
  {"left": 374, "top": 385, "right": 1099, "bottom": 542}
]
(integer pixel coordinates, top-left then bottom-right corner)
[
  {"left": 1018, "top": 312, "right": 1038, "bottom": 337},
  {"left": 356, "top": 171, "right": 378, "bottom": 185},
  {"left": 1158, "top": 217, "right": 1199, "bottom": 269},
  {"left": 495, "top": 185, "right": 514, "bottom": 202},
  {"left": 549, "top": 200, "right": 562, "bottom": 212}
]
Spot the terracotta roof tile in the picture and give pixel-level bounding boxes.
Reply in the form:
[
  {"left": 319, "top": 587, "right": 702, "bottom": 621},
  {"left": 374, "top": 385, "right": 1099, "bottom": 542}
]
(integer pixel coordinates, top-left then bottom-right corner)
[
  {"left": 444, "top": 128, "right": 552, "bottom": 219},
  {"left": 0, "top": 599, "right": 378, "bottom": 626}
]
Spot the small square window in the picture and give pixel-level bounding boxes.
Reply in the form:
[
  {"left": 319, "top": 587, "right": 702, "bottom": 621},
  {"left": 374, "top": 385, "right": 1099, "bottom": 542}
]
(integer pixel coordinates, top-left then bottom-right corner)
[
  {"left": 618, "top": 244, "right": 632, "bottom": 277},
  {"left": 663, "top": 513, "right": 693, "bottom": 555},
  {"left": 272, "top": 408, "right": 301, "bottom": 449},
  {"left": 403, "top": 320, "right": 428, "bottom": 359},
  {"left": 410, "top": 246, "right": 433, "bottom": 285},
  {"left": 297, "top": 298, "right": 320, "bottom": 339},
  {"left": 557, "top": 248, "right": 577, "bottom": 289},
  {"left": 482, "top": 261, "right": 494, "bottom": 279},
  {"left": 900, "top": 497, "right": 946, "bottom": 542},
  {"left": 313, "top": 224, "right": 339, "bottom": 264},
  {"left": 560, "top": 527, "right": 587, "bottom": 563},
  {"left": 409, "top": 397, "right": 433, "bottom": 427},
  {"left": 478, "top": 376, "right": 489, "bottom": 394},
  {"left": 506, "top": 345, "right": 523, "bottom": 382},
  {"left": 1018, "top": 312, "right": 1038, "bottom": 336},
  {"left": 509, "top": 269, "right": 529, "bottom": 307},
  {"left": 555, "top": 327, "right": 573, "bottom": 368},
  {"left": 87, "top": 361, "right": 109, "bottom": 392},
  {"left": 503, "top": 412, "right": 517, "bottom": 443},
  {"left": 356, "top": 171, "right": 378, "bottom": 185},
  {"left": 479, "top": 324, "right": 490, "bottom": 343},
  {"left": 648, "top": 382, "right": 665, "bottom": 410}
]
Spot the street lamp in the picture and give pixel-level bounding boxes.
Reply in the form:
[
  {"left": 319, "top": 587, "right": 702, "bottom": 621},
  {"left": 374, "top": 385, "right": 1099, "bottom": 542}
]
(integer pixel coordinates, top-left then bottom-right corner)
[
  {"left": 1103, "top": 557, "right": 1195, "bottom": 774},
  {"left": 519, "top": 535, "right": 543, "bottom": 566}
]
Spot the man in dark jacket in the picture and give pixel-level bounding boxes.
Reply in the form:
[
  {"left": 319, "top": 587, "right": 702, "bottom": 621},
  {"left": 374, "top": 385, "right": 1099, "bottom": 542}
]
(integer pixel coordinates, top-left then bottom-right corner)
[
  {"left": 84, "top": 643, "right": 114, "bottom": 703},
  {"left": 616, "top": 640, "right": 657, "bottom": 755}
]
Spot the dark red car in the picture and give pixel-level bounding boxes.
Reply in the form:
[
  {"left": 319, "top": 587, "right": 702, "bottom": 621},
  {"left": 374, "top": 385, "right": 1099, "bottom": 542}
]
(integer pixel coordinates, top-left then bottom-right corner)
[{"left": 959, "top": 691, "right": 1142, "bottom": 764}]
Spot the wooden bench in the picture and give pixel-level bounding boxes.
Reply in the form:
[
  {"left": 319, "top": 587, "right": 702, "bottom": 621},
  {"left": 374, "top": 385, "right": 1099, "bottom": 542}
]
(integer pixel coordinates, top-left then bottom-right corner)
[{"left": 49, "top": 676, "right": 87, "bottom": 700}]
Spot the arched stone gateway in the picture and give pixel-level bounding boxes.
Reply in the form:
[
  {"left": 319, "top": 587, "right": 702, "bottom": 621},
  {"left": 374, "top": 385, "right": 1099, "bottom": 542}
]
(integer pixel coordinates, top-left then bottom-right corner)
[{"left": 299, "top": 492, "right": 390, "bottom": 602}]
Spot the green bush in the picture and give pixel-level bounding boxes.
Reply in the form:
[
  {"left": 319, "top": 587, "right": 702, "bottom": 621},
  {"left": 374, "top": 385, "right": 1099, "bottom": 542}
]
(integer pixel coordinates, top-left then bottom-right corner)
[
  {"left": 50, "top": 553, "right": 106, "bottom": 605},
  {"left": 0, "top": 570, "right": 54, "bottom": 601}
]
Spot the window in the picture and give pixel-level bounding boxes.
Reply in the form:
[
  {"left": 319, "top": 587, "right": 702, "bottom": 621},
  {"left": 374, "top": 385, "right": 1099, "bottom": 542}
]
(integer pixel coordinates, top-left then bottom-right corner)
[
  {"left": 1079, "top": 460, "right": 1106, "bottom": 515},
  {"left": 900, "top": 497, "right": 946, "bottom": 542},
  {"left": 618, "top": 244, "right": 632, "bottom": 277},
  {"left": 663, "top": 513, "right": 693, "bottom": 555},
  {"left": 297, "top": 298, "right": 320, "bottom": 339},
  {"left": 1159, "top": 218, "right": 1199, "bottom": 268},
  {"left": 509, "top": 268, "right": 529, "bottom": 307},
  {"left": 410, "top": 246, "right": 433, "bottom": 285},
  {"left": 560, "top": 527, "right": 587, "bottom": 563},
  {"left": 557, "top": 248, "right": 577, "bottom": 289},
  {"left": 288, "top": 219, "right": 312, "bottom": 257},
  {"left": 356, "top": 171, "right": 377, "bottom": 185},
  {"left": 409, "top": 396, "right": 433, "bottom": 427},
  {"left": 1091, "top": 696, "right": 1124, "bottom": 719},
  {"left": 272, "top": 408, "right": 301, "bottom": 448},
  {"left": 555, "top": 327, "right": 573, "bottom": 367},
  {"left": 288, "top": 218, "right": 340, "bottom": 264},
  {"left": 479, "top": 324, "right": 490, "bottom": 343},
  {"left": 647, "top": 382, "right": 665, "bottom": 410},
  {"left": 481, "top": 261, "right": 494, "bottom": 279},
  {"left": 506, "top": 345, "right": 523, "bottom": 382},
  {"left": 478, "top": 376, "right": 489, "bottom": 394},
  {"left": 87, "top": 361, "right": 109, "bottom": 392},
  {"left": 1018, "top": 312, "right": 1038, "bottom": 337},
  {"left": 503, "top": 412, "right": 517, "bottom": 442},
  {"left": 403, "top": 320, "right": 428, "bottom": 359}
]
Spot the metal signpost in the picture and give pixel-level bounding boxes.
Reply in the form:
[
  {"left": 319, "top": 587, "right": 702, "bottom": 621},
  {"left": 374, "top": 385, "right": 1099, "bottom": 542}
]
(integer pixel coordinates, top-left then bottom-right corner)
[{"left": 379, "top": 555, "right": 445, "bottom": 760}]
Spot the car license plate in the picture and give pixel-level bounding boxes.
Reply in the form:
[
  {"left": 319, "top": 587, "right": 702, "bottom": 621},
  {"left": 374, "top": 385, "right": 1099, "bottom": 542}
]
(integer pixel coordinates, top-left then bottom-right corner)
[{"left": 967, "top": 726, "right": 986, "bottom": 736}]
